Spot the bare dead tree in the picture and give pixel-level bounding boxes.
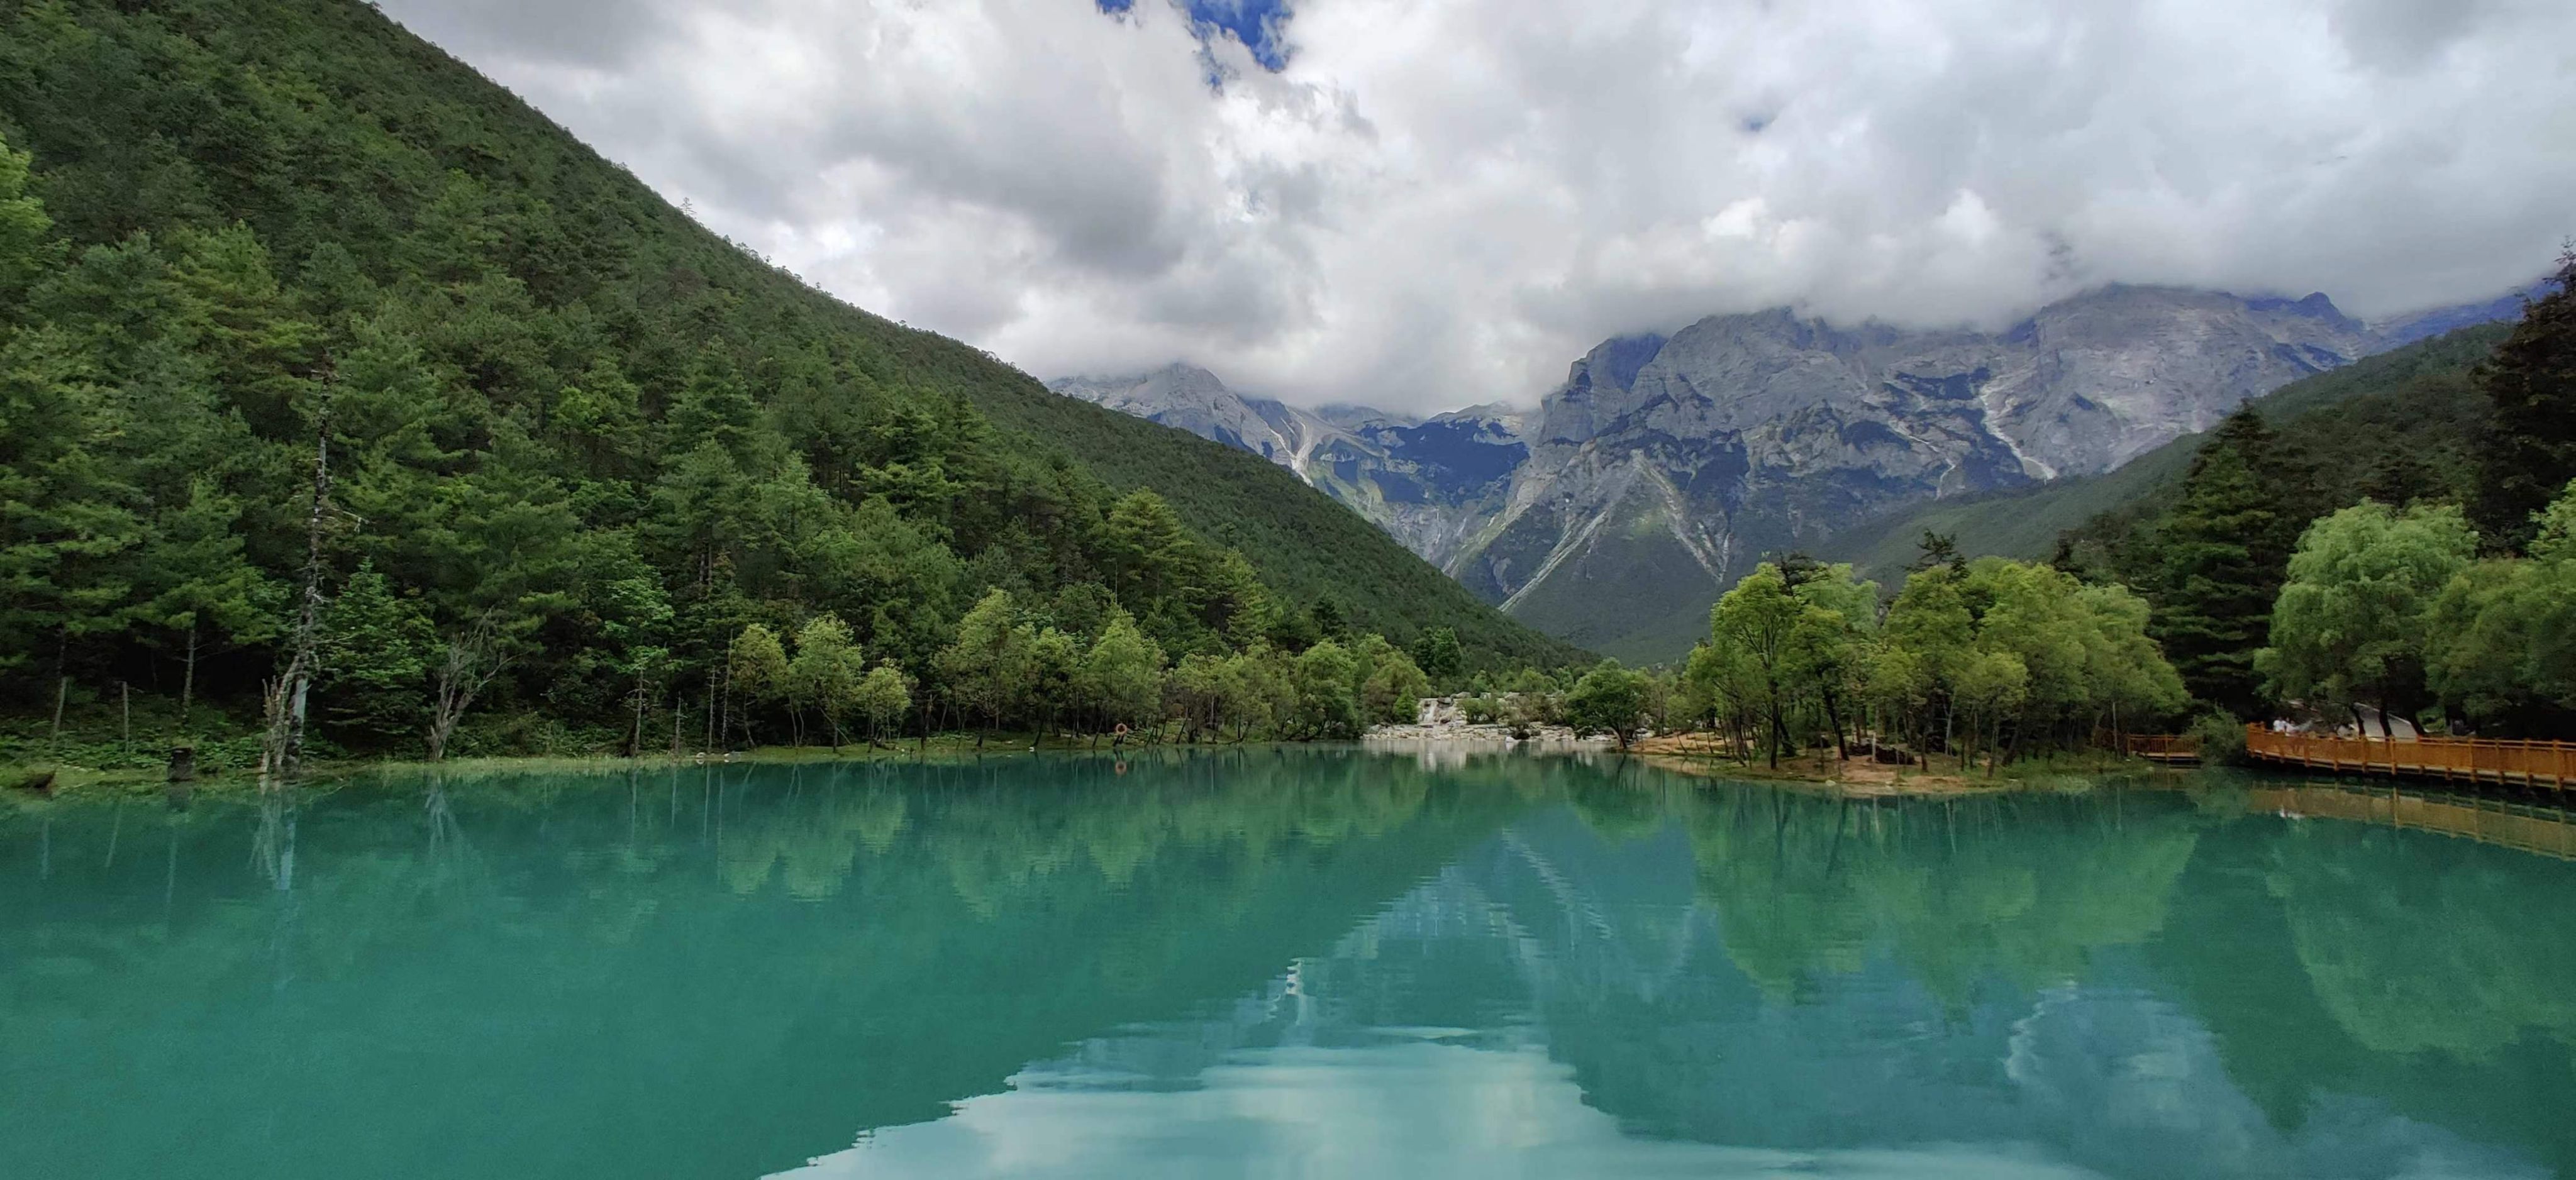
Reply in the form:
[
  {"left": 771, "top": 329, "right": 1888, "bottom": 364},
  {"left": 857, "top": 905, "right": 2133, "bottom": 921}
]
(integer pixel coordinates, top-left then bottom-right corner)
[
  {"left": 426, "top": 611, "right": 512, "bottom": 761},
  {"left": 265, "top": 363, "right": 336, "bottom": 782}
]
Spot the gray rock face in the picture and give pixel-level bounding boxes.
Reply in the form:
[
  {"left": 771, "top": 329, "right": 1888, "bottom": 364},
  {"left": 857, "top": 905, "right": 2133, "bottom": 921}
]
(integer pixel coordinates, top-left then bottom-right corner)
[
  {"left": 1048, "top": 363, "right": 1336, "bottom": 471},
  {"left": 1463, "top": 285, "right": 2386, "bottom": 654},
  {"left": 1054, "top": 282, "right": 2526, "bottom": 659},
  {"left": 1049, "top": 364, "right": 1528, "bottom": 561}
]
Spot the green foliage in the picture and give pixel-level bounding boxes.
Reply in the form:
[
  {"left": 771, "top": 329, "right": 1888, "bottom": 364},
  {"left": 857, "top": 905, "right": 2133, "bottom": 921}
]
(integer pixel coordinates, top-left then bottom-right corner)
[
  {"left": 936, "top": 590, "right": 1027, "bottom": 736},
  {"left": 1360, "top": 649, "right": 1432, "bottom": 725},
  {"left": 854, "top": 664, "right": 912, "bottom": 743},
  {"left": 1410, "top": 626, "right": 1464, "bottom": 687},
  {"left": 2258, "top": 502, "right": 2477, "bottom": 732},
  {"left": 1291, "top": 641, "right": 1362, "bottom": 739},
  {"left": 787, "top": 615, "right": 866, "bottom": 749},
  {"left": 1079, "top": 611, "right": 1165, "bottom": 732},
  {"left": 2423, "top": 481, "right": 2576, "bottom": 734},
  {"left": 2470, "top": 256, "right": 2576, "bottom": 551},
  {"left": 1680, "top": 558, "right": 1889, "bottom": 762},
  {"left": 0, "top": 138, "right": 60, "bottom": 306},
  {"left": 1687, "top": 554, "right": 2183, "bottom": 768},
  {"left": 1821, "top": 298, "right": 2576, "bottom": 737},
  {"left": 1563, "top": 659, "right": 1649, "bottom": 746},
  {"left": 2182, "top": 711, "right": 2250, "bottom": 766},
  {"left": 728, "top": 625, "right": 789, "bottom": 710},
  {"left": 316, "top": 562, "right": 434, "bottom": 746},
  {"left": 2146, "top": 411, "right": 2311, "bottom": 718},
  {"left": 0, "top": 1, "right": 1576, "bottom": 758}
]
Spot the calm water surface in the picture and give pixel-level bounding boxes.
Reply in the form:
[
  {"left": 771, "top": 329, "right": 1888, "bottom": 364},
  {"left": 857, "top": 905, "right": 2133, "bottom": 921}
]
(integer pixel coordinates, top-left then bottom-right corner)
[{"left": 4, "top": 749, "right": 2573, "bottom": 1179}]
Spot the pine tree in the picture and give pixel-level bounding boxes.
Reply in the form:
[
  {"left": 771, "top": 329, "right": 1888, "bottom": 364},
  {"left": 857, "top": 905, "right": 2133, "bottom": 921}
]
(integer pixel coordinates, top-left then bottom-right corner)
[
  {"left": 2150, "top": 410, "right": 2308, "bottom": 718},
  {"left": 666, "top": 348, "right": 760, "bottom": 463},
  {"left": 316, "top": 561, "right": 436, "bottom": 746},
  {"left": 1411, "top": 626, "right": 1463, "bottom": 686},
  {"left": 0, "top": 136, "right": 63, "bottom": 327},
  {"left": 2472, "top": 253, "right": 2576, "bottom": 552},
  {"left": 138, "top": 479, "right": 283, "bottom": 721}
]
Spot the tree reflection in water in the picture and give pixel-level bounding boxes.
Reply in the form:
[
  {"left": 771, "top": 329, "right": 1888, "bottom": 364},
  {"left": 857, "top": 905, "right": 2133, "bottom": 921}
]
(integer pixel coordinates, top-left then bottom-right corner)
[{"left": 0, "top": 754, "right": 2568, "bottom": 1179}]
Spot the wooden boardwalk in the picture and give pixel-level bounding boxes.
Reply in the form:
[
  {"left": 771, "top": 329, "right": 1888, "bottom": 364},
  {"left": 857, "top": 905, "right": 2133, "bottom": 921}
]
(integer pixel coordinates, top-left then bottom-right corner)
[
  {"left": 2243, "top": 725, "right": 2575, "bottom": 792},
  {"left": 2123, "top": 734, "right": 2202, "bottom": 764}
]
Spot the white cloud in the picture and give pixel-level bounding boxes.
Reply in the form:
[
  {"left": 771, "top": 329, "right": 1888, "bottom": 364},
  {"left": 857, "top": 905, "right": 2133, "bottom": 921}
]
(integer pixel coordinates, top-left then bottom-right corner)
[{"left": 379, "top": 0, "right": 2576, "bottom": 414}]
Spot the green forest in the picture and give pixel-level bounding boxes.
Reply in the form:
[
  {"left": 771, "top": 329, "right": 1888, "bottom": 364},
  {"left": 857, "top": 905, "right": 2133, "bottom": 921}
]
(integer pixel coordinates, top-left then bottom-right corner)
[
  {"left": 2051, "top": 258, "right": 2576, "bottom": 739},
  {"left": 4, "top": 0, "right": 2570, "bottom": 782},
  {"left": 0, "top": 0, "right": 1584, "bottom": 774},
  {"left": 1506, "top": 260, "right": 2576, "bottom": 771}
]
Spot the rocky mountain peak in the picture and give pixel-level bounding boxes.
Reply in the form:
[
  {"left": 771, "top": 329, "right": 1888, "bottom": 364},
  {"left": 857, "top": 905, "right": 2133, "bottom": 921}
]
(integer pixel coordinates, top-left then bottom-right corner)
[{"left": 1054, "top": 278, "right": 2534, "bottom": 661}]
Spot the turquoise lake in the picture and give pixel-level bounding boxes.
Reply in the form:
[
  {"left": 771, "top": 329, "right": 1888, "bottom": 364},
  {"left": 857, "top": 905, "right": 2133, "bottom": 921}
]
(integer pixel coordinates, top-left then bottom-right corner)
[{"left": 4, "top": 748, "right": 2573, "bottom": 1178}]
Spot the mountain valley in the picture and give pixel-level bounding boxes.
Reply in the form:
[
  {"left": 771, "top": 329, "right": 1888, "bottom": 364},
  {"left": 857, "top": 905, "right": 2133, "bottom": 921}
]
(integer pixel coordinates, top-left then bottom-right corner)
[{"left": 1059, "top": 284, "right": 2533, "bottom": 659}]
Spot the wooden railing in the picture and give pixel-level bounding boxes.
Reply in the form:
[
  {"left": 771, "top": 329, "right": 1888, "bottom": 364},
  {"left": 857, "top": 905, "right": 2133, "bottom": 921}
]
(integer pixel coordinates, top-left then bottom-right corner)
[
  {"left": 2244, "top": 725, "right": 2576, "bottom": 791},
  {"left": 2123, "top": 734, "right": 2202, "bottom": 762}
]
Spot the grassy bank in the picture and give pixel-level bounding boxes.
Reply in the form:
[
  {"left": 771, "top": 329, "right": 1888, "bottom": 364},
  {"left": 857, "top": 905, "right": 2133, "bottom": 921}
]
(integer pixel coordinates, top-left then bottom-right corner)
[
  {"left": 3, "top": 729, "right": 1201, "bottom": 800},
  {"left": 1636, "top": 736, "right": 2174, "bottom": 797}
]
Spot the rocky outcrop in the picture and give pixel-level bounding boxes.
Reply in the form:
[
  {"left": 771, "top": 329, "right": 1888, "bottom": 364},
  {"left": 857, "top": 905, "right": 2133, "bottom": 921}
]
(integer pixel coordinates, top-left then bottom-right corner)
[{"left": 1050, "top": 364, "right": 1528, "bottom": 561}]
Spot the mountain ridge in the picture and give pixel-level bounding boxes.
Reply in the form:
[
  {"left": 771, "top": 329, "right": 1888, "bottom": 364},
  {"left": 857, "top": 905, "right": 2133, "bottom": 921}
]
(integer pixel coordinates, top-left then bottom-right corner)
[{"left": 1060, "top": 280, "right": 2535, "bottom": 659}]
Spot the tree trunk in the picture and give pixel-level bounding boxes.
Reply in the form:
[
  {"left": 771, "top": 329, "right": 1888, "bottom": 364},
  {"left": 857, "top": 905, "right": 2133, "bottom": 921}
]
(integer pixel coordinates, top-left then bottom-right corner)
[
  {"left": 1820, "top": 687, "right": 1847, "bottom": 760},
  {"left": 48, "top": 628, "right": 69, "bottom": 754},
  {"left": 181, "top": 624, "right": 199, "bottom": 725},
  {"left": 266, "top": 373, "right": 338, "bottom": 781},
  {"left": 626, "top": 676, "right": 647, "bottom": 758},
  {"left": 1765, "top": 694, "right": 1789, "bottom": 770}
]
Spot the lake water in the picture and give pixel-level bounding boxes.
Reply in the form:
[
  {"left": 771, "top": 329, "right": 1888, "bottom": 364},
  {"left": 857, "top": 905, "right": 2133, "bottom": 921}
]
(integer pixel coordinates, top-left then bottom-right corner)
[{"left": 4, "top": 749, "right": 2573, "bottom": 1179}]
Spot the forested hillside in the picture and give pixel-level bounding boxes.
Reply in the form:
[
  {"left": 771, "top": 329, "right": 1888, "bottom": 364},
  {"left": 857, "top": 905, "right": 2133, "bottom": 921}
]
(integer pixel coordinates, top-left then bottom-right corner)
[{"left": 0, "top": 0, "right": 1577, "bottom": 765}]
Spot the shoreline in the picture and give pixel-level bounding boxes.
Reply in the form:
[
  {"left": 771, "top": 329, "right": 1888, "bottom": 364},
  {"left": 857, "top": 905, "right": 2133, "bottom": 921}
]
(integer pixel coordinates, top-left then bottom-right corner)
[
  {"left": 12, "top": 727, "right": 2174, "bottom": 803},
  {"left": 1633, "top": 733, "right": 2173, "bottom": 797},
  {"left": 4, "top": 732, "right": 1218, "bottom": 800}
]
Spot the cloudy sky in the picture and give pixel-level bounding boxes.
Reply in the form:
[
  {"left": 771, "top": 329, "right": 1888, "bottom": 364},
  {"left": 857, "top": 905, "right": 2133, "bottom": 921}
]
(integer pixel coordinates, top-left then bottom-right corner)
[{"left": 380, "top": 0, "right": 2573, "bottom": 413}]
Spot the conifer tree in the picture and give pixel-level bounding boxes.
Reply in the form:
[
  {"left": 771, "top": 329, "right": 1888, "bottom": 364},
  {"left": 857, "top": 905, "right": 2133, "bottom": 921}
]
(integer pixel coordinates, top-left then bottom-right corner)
[
  {"left": 316, "top": 561, "right": 435, "bottom": 746},
  {"left": 138, "top": 479, "right": 282, "bottom": 722},
  {"left": 2150, "top": 409, "right": 2309, "bottom": 718},
  {"left": 2471, "top": 253, "right": 2576, "bottom": 551}
]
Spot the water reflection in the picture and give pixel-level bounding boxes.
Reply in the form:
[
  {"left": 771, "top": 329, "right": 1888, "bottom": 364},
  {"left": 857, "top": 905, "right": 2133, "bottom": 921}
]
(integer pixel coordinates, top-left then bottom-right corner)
[{"left": 1, "top": 753, "right": 2571, "bottom": 1179}]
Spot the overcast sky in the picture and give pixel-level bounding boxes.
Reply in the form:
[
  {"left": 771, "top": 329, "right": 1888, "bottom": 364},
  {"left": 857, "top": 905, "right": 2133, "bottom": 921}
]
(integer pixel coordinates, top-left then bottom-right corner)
[{"left": 379, "top": 0, "right": 2575, "bottom": 413}]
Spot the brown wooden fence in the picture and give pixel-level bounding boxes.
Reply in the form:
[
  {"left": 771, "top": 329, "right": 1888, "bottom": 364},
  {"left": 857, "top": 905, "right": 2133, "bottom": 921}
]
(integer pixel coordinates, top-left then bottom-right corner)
[
  {"left": 2243, "top": 725, "right": 2576, "bottom": 791},
  {"left": 2123, "top": 734, "right": 2202, "bottom": 763}
]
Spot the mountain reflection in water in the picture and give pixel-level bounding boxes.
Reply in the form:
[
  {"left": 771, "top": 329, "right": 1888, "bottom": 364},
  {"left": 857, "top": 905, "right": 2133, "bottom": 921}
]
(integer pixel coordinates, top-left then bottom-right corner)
[{"left": 3, "top": 751, "right": 2570, "bottom": 1179}]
